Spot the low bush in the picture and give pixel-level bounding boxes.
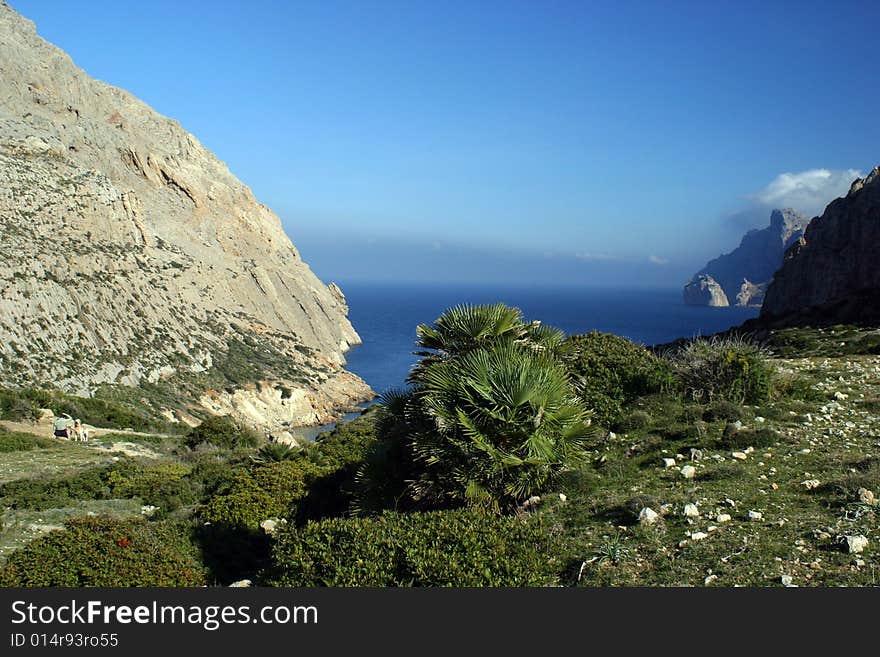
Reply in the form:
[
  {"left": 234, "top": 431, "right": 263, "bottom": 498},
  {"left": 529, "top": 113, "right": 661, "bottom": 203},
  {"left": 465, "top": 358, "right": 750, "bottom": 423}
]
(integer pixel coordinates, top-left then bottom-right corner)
[
  {"left": 199, "top": 459, "right": 326, "bottom": 528},
  {"left": 0, "top": 429, "right": 57, "bottom": 452},
  {"left": 666, "top": 336, "right": 774, "bottom": 405},
  {"left": 260, "top": 509, "right": 561, "bottom": 587},
  {"left": 184, "top": 415, "right": 260, "bottom": 450},
  {"left": 0, "top": 516, "right": 208, "bottom": 587},
  {"left": 0, "top": 466, "right": 113, "bottom": 510},
  {"left": 106, "top": 461, "right": 199, "bottom": 516},
  {"left": 564, "top": 332, "right": 675, "bottom": 427},
  {"left": 613, "top": 410, "right": 652, "bottom": 433},
  {"left": 717, "top": 426, "right": 780, "bottom": 449},
  {"left": 0, "top": 459, "right": 203, "bottom": 515},
  {"left": 703, "top": 400, "right": 745, "bottom": 422}
]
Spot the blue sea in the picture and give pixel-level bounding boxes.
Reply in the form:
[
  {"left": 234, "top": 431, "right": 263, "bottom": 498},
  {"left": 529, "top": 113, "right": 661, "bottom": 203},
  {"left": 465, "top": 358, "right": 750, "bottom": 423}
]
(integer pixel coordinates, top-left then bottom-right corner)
[{"left": 339, "top": 282, "right": 760, "bottom": 396}]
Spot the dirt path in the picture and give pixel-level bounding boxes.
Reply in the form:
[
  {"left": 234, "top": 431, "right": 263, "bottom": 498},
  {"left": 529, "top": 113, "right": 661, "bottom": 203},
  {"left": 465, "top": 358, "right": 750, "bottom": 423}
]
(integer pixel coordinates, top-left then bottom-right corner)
[
  {"left": 1, "top": 419, "right": 171, "bottom": 461},
  {"left": 0, "top": 418, "right": 174, "bottom": 440}
]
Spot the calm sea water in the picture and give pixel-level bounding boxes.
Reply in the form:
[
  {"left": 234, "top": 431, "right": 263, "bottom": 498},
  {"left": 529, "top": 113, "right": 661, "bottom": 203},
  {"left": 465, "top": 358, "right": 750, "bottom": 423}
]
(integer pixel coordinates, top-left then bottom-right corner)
[{"left": 339, "top": 282, "right": 760, "bottom": 396}]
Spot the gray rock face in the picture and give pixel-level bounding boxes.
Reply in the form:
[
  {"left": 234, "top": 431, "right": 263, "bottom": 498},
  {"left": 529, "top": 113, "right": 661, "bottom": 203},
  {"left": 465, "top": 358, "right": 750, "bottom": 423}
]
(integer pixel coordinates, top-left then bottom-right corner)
[
  {"left": 761, "top": 167, "right": 880, "bottom": 324},
  {"left": 683, "top": 274, "right": 729, "bottom": 307},
  {"left": 684, "top": 208, "right": 809, "bottom": 307},
  {"left": 0, "top": 4, "right": 373, "bottom": 426}
]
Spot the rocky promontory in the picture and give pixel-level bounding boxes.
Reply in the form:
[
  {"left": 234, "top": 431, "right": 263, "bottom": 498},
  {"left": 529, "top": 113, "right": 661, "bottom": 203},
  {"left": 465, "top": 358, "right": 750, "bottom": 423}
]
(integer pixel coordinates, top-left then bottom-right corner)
[{"left": 684, "top": 208, "right": 809, "bottom": 307}]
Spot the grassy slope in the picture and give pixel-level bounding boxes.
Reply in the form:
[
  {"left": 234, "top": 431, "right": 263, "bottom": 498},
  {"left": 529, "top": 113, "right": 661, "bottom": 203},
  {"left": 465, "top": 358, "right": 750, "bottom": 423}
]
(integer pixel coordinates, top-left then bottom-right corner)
[{"left": 551, "top": 347, "right": 879, "bottom": 586}]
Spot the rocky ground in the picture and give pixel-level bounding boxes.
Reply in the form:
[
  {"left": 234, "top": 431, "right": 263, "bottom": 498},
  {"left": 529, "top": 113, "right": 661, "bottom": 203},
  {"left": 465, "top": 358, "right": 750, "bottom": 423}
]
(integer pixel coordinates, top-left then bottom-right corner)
[{"left": 549, "top": 338, "right": 878, "bottom": 586}]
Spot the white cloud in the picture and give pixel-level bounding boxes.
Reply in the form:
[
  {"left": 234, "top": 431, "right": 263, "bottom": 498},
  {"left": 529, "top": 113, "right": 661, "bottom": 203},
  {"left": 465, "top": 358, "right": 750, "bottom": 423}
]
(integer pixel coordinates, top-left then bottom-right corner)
[
  {"left": 749, "top": 168, "right": 862, "bottom": 217},
  {"left": 574, "top": 251, "right": 620, "bottom": 262},
  {"left": 648, "top": 255, "right": 669, "bottom": 265},
  {"left": 575, "top": 251, "right": 619, "bottom": 262}
]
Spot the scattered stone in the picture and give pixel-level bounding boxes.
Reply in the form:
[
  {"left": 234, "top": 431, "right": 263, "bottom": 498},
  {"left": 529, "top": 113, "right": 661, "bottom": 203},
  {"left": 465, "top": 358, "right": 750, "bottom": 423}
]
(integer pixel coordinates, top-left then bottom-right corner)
[
  {"left": 662, "top": 457, "right": 677, "bottom": 468},
  {"left": 780, "top": 574, "right": 793, "bottom": 586},
  {"left": 747, "top": 510, "right": 763, "bottom": 522},
  {"left": 704, "top": 574, "right": 718, "bottom": 585},
  {"left": 229, "top": 580, "right": 252, "bottom": 588},
  {"left": 731, "top": 451, "right": 747, "bottom": 460},
  {"left": 638, "top": 507, "right": 660, "bottom": 525},
  {"left": 858, "top": 487, "right": 876, "bottom": 506},
  {"left": 523, "top": 495, "right": 542, "bottom": 508},
  {"left": 683, "top": 503, "right": 700, "bottom": 518},
  {"left": 801, "top": 479, "right": 821, "bottom": 490},
  {"left": 689, "top": 448, "right": 703, "bottom": 461},
  {"left": 558, "top": 493, "right": 567, "bottom": 503},
  {"left": 260, "top": 518, "right": 287, "bottom": 535},
  {"left": 680, "top": 465, "right": 696, "bottom": 479},
  {"left": 140, "top": 505, "right": 158, "bottom": 517},
  {"left": 845, "top": 535, "right": 869, "bottom": 554},
  {"left": 834, "top": 391, "right": 848, "bottom": 401},
  {"left": 716, "top": 513, "right": 731, "bottom": 523},
  {"left": 755, "top": 416, "right": 765, "bottom": 423},
  {"left": 691, "top": 532, "right": 708, "bottom": 541}
]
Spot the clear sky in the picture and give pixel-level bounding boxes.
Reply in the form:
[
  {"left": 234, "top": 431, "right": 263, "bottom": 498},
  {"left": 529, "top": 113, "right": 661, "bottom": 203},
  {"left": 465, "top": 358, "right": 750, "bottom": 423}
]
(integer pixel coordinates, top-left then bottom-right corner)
[{"left": 11, "top": 0, "right": 880, "bottom": 286}]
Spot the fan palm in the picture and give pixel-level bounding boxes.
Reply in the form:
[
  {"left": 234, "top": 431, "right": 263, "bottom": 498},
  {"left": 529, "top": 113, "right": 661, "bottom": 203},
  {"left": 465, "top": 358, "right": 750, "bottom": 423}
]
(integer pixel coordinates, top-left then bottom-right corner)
[
  {"left": 409, "top": 340, "right": 595, "bottom": 512},
  {"left": 411, "top": 303, "right": 567, "bottom": 382}
]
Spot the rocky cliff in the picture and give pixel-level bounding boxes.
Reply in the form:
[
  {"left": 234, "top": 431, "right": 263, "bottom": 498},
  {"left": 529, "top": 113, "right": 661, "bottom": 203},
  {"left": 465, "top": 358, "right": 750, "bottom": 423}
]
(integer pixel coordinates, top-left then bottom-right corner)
[
  {"left": 0, "top": 3, "right": 373, "bottom": 427},
  {"left": 760, "top": 167, "right": 880, "bottom": 325},
  {"left": 684, "top": 208, "right": 809, "bottom": 307}
]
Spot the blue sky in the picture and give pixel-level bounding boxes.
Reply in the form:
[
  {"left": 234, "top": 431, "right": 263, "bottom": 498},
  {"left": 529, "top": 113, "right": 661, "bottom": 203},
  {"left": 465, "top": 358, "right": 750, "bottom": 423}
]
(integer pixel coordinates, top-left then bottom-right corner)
[{"left": 12, "top": 0, "right": 880, "bottom": 286}]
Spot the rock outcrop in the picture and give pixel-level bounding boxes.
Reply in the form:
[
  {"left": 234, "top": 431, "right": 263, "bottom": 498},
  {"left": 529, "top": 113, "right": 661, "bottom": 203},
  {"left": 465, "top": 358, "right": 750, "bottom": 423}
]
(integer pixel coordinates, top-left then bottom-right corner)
[
  {"left": 684, "top": 208, "right": 809, "bottom": 307},
  {"left": 760, "top": 167, "right": 880, "bottom": 325},
  {"left": 683, "top": 274, "right": 729, "bottom": 307},
  {"left": 0, "top": 3, "right": 373, "bottom": 427}
]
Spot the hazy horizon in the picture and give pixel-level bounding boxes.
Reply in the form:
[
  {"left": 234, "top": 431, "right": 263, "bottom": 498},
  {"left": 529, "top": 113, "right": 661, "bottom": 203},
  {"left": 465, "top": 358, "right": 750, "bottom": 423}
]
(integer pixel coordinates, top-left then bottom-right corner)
[{"left": 11, "top": 0, "right": 880, "bottom": 286}]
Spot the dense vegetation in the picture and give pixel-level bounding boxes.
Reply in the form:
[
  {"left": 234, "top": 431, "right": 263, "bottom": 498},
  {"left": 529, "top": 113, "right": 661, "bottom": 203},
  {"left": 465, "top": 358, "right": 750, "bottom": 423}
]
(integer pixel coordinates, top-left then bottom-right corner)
[
  {"left": 0, "top": 516, "right": 207, "bottom": 586},
  {"left": 1, "top": 310, "right": 877, "bottom": 587}
]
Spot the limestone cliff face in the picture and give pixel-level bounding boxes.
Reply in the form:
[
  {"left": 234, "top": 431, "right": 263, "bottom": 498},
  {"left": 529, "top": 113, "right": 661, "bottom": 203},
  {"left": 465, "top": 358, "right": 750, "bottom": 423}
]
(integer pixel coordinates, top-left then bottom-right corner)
[
  {"left": 0, "top": 3, "right": 373, "bottom": 426},
  {"left": 683, "top": 209, "right": 809, "bottom": 307},
  {"left": 761, "top": 167, "right": 880, "bottom": 325}
]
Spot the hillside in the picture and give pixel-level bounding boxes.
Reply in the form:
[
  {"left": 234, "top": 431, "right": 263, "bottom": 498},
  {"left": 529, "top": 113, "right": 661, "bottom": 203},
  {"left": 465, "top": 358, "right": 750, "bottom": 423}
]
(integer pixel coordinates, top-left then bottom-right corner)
[{"left": 0, "top": 3, "right": 372, "bottom": 428}]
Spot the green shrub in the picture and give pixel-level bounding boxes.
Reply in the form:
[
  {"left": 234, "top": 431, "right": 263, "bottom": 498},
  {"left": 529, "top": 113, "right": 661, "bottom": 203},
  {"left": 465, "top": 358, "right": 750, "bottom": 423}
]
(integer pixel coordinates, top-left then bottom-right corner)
[
  {"left": 613, "top": 410, "right": 652, "bottom": 433},
  {"left": 251, "top": 442, "right": 300, "bottom": 463},
  {"left": 260, "top": 509, "right": 561, "bottom": 587},
  {"left": 0, "top": 389, "right": 42, "bottom": 422},
  {"left": 776, "top": 374, "right": 825, "bottom": 402},
  {"left": 184, "top": 415, "right": 259, "bottom": 450},
  {"left": 564, "top": 332, "right": 675, "bottom": 427},
  {"left": 0, "top": 516, "right": 208, "bottom": 587},
  {"left": 704, "top": 400, "right": 745, "bottom": 422},
  {"left": 667, "top": 336, "right": 774, "bottom": 405},
  {"left": 0, "top": 466, "right": 114, "bottom": 510},
  {"left": 0, "top": 459, "right": 201, "bottom": 514},
  {"left": 106, "top": 461, "right": 199, "bottom": 516},
  {"left": 717, "top": 427, "right": 780, "bottom": 449},
  {"left": 199, "top": 459, "right": 326, "bottom": 528},
  {"left": 303, "top": 413, "right": 379, "bottom": 470},
  {"left": 0, "top": 430, "right": 56, "bottom": 452},
  {"left": 401, "top": 342, "right": 594, "bottom": 512}
]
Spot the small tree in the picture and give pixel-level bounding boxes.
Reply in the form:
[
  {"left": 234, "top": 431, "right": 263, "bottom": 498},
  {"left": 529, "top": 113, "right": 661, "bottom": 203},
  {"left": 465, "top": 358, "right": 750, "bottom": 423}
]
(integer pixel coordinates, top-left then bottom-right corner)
[{"left": 361, "top": 304, "right": 594, "bottom": 514}]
